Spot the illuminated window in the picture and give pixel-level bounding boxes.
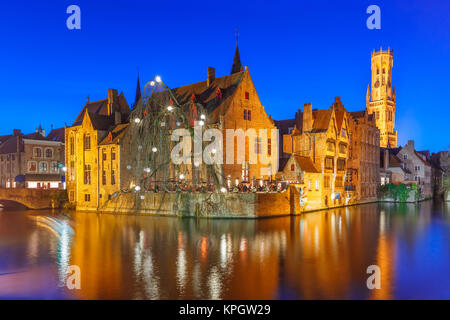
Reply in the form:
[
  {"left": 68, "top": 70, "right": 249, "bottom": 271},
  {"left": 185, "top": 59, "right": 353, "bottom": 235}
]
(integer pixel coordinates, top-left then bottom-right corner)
[
  {"left": 84, "top": 164, "right": 91, "bottom": 184},
  {"left": 291, "top": 164, "right": 295, "bottom": 171},
  {"left": 245, "top": 92, "right": 249, "bottom": 100},
  {"left": 254, "top": 137, "right": 262, "bottom": 154},
  {"left": 315, "top": 180, "right": 319, "bottom": 190},
  {"left": 28, "top": 161, "right": 37, "bottom": 172},
  {"left": 34, "top": 147, "right": 42, "bottom": 158},
  {"left": 39, "top": 161, "right": 48, "bottom": 172}
]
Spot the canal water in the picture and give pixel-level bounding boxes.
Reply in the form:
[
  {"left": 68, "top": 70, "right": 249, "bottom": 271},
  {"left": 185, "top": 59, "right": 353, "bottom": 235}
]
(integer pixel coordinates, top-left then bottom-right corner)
[{"left": 0, "top": 201, "right": 449, "bottom": 299}]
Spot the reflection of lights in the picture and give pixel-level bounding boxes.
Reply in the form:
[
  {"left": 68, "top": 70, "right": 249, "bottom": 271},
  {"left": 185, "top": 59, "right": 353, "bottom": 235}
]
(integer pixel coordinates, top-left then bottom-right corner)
[
  {"left": 239, "top": 238, "right": 247, "bottom": 252},
  {"left": 176, "top": 248, "right": 187, "bottom": 293},
  {"left": 200, "top": 237, "right": 208, "bottom": 261},
  {"left": 380, "top": 210, "right": 386, "bottom": 235},
  {"left": 208, "top": 266, "right": 222, "bottom": 300}
]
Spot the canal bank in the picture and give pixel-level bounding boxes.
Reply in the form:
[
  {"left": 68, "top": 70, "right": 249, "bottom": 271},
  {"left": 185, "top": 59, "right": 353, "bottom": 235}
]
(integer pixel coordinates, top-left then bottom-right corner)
[{"left": 72, "top": 185, "right": 435, "bottom": 218}]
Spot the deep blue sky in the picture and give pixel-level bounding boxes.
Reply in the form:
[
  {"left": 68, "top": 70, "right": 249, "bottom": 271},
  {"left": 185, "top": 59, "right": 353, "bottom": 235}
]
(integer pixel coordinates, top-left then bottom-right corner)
[{"left": 0, "top": 0, "right": 449, "bottom": 152}]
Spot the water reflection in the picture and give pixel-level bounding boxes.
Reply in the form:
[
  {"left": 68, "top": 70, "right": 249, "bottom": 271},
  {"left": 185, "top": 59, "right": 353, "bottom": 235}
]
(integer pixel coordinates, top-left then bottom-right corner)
[{"left": 0, "top": 201, "right": 449, "bottom": 299}]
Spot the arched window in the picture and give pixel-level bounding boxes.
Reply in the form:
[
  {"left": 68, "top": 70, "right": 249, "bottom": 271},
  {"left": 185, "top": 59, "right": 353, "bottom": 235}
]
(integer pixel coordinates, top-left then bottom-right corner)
[
  {"left": 39, "top": 161, "right": 48, "bottom": 172},
  {"left": 34, "top": 147, "right": 42, "bottom": 158},
  {"left": 45, "top": 148, "right": 53, "bottom": 158},
  {"left": 291, "top": 164, "right": 295, "bottom": 171}
]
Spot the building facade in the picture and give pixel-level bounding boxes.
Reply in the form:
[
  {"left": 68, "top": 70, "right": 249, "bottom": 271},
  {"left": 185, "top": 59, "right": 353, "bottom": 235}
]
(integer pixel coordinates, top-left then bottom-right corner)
[
  {"left": 282, "top": 97, "right": 350, "bottom": 208},
  {"left": 347, "top": 110, "right": 380, "bottom": 202},
  {"left": 65, "top": 89, "right": 130, "bottom": 210},
  {"left": 366, "top": 48, "right": 397, "bottom": 148},
  {"left": 0, "top": 127, "right": 65, "bottom": 189},
  {"left": 66, "top": 44, "right": 278, "bottom": 210}
]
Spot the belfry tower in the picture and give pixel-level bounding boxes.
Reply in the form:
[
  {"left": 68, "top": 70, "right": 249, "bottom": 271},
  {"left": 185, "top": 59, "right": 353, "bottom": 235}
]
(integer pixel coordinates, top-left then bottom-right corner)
[{"left": 366, "top": 47, "right": 397, "bottom": 148}]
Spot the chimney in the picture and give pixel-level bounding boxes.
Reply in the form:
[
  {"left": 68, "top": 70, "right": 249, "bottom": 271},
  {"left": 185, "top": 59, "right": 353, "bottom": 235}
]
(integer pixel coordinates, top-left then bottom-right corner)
[
  {"left": 207, "top": 67, "right": 215, "bottom": 87},
  {"left": 13, "top": 129, "right": 21, "bottom": 136},
  {"left": 303, "top": 103, "right": 312, "bottom": 133},
  {"left": 407, "top": 140, "right": 415, "bottom": 151},
  {"left": 108, "top": 89, "right": 118, "bottom": 115}
]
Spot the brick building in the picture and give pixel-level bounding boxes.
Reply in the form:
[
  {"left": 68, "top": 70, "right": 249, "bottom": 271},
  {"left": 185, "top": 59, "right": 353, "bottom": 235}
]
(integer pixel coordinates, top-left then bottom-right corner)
[
  {"left": 0, "top": 126, "right": 65, "bottom": 189},
  {"left": 280, "top": 97, "right": 350, "bottom": 208},
  {"left": 65, "top": 89, "right": 131, "bottom": 209},
  {"left": 347, "top": 110, "right": 380, "bottom": 202},
  {"left": 66, "top": 44, "right": 278, "bottom": 210}
]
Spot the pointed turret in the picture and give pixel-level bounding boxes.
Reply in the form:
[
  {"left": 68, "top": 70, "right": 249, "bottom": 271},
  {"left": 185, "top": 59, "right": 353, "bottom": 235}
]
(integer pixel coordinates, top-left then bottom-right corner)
[
  {"left": 134, "top": 72, "right": 141, "bottom": 107},
  {"left": 230, "top": 42, "right": 242, "bottom": 74},
  {"left": 392, "top": 85, "right": 396, "bottom": 101},
  {"left": 366, "top": 85, "right": 371, "bottom": 103}
]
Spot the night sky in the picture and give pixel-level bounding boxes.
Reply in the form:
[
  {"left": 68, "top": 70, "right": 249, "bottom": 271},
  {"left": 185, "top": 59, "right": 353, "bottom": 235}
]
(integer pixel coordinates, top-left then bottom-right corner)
[{"left": 0, "top": 0, "right": 449, "bottom": 152}]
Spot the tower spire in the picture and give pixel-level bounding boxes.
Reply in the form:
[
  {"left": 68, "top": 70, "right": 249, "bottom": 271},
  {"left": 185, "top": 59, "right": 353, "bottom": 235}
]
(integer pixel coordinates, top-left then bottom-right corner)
[
  {"left": 231, "top": 28, "right": 242, "bottom": 74},
  {"left": 134, "top": 69, "right": 141, "bottom": 107}
]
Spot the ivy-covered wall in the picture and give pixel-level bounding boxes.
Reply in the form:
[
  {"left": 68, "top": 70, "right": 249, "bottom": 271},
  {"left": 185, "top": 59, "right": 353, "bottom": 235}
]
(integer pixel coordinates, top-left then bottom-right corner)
[{"left": 378, "top": 183, "right": 418, "bottom": 202}]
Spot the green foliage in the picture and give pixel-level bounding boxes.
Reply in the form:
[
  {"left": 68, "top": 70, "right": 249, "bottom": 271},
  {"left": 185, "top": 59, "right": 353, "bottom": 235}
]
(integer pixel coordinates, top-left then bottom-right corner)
[{"left": 378, "top": 183, "right": 412, "bottom": 202}]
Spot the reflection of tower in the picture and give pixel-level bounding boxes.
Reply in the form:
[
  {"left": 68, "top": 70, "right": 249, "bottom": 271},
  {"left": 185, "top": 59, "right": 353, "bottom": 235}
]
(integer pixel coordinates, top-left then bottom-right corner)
[
  {"left": 371, "top": 210, "right": 396, "bottom": 300},
  {"left": 366, "top": 47, "right": 397, "bottom": 148}
]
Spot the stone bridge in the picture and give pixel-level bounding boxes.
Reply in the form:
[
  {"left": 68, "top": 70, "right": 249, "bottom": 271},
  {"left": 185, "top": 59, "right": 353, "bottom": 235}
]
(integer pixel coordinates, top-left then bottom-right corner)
[{"left": 0, "top": 188, "right": 67, "bottom": 209}]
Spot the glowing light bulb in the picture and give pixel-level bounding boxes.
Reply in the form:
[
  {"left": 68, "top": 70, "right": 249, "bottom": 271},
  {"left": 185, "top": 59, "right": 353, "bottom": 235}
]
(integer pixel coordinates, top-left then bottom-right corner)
[
  {"left": 134, "top": 117, "right": 141, "bottom": 124},
  {"left": 126, "top": 165, "right": 132, "bottom": 170},
  {"left": 155, "top": 75, "right": 162, "bottom": 83},
  {"left": 135, "top": 186, "right": 141, "bottom": 191},
  {"left": 198, "top": 120, "right": 204, "bottom": 126},
  {"left": 152, "top": 147, "right": 157, "bottom": 153},
  {"left": 220, "top": 187, "right": 227, "bottom": 193},
  {"left": 62, "top": 166, "right": 67, "bottom": 172},
  {"left": 194, "top": 161, "right": 200, "bottom": 167},
  {"left": 179, "top": 174, "right": 185, "bottom": 180},
  {"left": 176, "top": 121, "right": 181, "bottom": 127},
  {"left": 140, "top": 195, "right": 145, "bottom": 200},
  {"left": 200, "top": 114, "right": 206, "bottom": 120},
  {"left": 167, "top": 106, "right": 173, "bottom": 111},
  {"left": 211, "top": 148, "right": 217, "bottom": 154},
  {"left": 150, "top": 81, "right": 155, "bottom": 86},
  {"left": 144, "top": 167, "right": 151, "bottom": 173}
]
